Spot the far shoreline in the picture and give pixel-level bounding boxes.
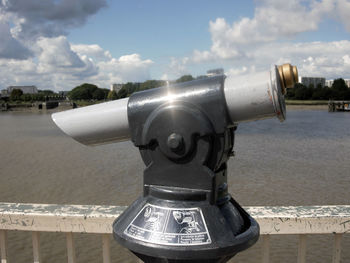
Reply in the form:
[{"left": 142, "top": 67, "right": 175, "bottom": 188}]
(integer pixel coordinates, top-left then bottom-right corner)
[
  {"left": 2, "top": 102, "right": 330, "bottom": 113},
  {"left": 286, "top": 104, "right": 328, "bottom": 111}
]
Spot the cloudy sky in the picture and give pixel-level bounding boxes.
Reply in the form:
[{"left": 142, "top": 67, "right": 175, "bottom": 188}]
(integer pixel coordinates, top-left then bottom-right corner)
[{"left": 0, "top": 0, "right": 350, "bottom": 91}]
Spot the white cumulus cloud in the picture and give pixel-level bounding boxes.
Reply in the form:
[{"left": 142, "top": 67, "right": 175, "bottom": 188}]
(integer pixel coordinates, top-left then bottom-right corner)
[
  {"left": 71, "top": 44, "right": 112, "bottom": 62},
  {"left": 0, "top": 38, "right": 154, "bottom": 91},
  {"left": 0, "top": 0, "right": 154, "bottom": 91},
  {"left": 194, "top": 0, "right": 337, "bottom": 62},
  {"left": 223, "top": 40, "right": 350, "bottom": 79},
  {"left": 335, "top": 0, "right": 350, "bottom": 31},
  {"left": 0, "top": 0, "right": 107, "bottom": 41},
  {"left": 93, "top": 53, "right": 154, "bottom": 86},
  {"left": 185, "top": 0, "right": 350, "bottom": 80},
  {"left": 0, "top": 18, "right": 32, "bottom": 59}
]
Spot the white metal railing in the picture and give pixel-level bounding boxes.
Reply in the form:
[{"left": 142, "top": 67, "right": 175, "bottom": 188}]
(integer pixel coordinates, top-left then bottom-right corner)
[{"left": 0, "top": 203, "right": 349, "bottom": 263}]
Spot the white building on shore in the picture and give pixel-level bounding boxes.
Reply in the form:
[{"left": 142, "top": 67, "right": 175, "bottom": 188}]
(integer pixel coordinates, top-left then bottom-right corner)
[
  {"left": 299, "top": 77, "right": 325, "bottom": 88},
  {"left": 326, "top": 80, "right": 333, "bottom": 87},
  {"left": 1, "top": 89, "right": 8, "bottom": 96},
  {"left": 345, "top": 79, "right": 350, "bottom": 88},
  {"left": 7, "top": 85, "right": 38, "bottom": 94}
]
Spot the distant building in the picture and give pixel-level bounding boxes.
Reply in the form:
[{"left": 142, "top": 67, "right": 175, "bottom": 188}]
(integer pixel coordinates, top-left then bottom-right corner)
[
  {"left": 345, "top": 79, "right": 350, "bottom": 88},
  {"left": 7, "top": 85, "right": 38, "bottom": 94},
  {"left": 325, "top": 80, "right": 333, "bottom": 87},
  {"left": 110, "top": 84, "right": 123, "bottom": 92},
  {"left": 300, "top": 77, "right": 325, "bottom": 88}
]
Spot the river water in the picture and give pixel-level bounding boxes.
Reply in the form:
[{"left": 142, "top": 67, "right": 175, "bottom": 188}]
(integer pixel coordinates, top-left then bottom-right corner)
[{"left": 0, "top": 109, "right": 349, "bottom": 262}]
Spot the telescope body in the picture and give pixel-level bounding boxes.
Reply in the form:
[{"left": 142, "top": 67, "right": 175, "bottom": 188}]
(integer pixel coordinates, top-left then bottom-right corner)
[
  {"left": 52, "top": 65, "right": 295, "bottom": 146},
  {"left": 52, "top": 63, "right": 297, "bottom": 263}
]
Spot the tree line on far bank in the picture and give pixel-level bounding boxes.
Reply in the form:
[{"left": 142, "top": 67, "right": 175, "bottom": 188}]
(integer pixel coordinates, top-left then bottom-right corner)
[
  {"left": 71, "top": 77, "right": 350, "bottom": 102},
  {"left": 286, "top": 78, "right": 350, "bottom": 100},
  {"left": 1, "top": 75, "right": 195, "bottom": 103},
  {"left": 68, "top": 75, "right": 195, "bottom": 101},
  {"left": 6, "top": 89, "right": 60, "bottom": 102},
  {"left": 3, "top": 76, "right": 350, "bottom": 103}
]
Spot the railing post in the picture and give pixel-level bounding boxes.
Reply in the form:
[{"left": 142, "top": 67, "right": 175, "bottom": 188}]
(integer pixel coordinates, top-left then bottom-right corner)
[
  {"left": 0, "top": 230, "right": 8, "bottom": 263},
  {"left": 332, "top": 233, "right": 342, "bottom": 263},
  {"left": 297, "top": 234, "right": 307, "bottom": 263},
  {"left": 261, "top": 235, "right": 270, "bottom": 263},
  {"left": 102, "top": 234, "right": 111, "bottom": 263},
  {"left": 32, "top": 232, "right": 41, "bottom": 263},
  {"left": 66, "top": 233, "right": 76, "bottom": 263}
]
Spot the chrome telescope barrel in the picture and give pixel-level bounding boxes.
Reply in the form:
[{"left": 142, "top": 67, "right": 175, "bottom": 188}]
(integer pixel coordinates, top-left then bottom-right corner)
[
  {"left": 52, "top": 64, "right": 297, "bottom": 146},
  {"left": 224, "top": 64, "right": 297, "bottom": 123},
  {"left": 52, "top": 98, "right": 129, "bottom": 146}
]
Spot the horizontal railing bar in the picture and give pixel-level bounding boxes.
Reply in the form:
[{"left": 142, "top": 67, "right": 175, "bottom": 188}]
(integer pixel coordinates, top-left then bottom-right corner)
[
  {"left": 246, "top": 206, "right": 350, "bottom": 234},
  {"left": 0, "top": 203, "right": 126, "bottom": 234},
  {"left": 0, "top": 203, "right": 349, "bottom": 235}
]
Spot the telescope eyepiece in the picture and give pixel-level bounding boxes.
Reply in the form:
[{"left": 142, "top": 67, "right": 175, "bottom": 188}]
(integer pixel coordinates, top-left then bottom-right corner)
[{"left": 278, "top": 63, "right": 299, "bottom": 94}]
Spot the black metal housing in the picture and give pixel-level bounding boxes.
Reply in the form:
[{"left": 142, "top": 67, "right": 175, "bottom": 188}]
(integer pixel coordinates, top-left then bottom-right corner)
[{"left": 113, "top": 76, "right": 259, "bottom": 263}]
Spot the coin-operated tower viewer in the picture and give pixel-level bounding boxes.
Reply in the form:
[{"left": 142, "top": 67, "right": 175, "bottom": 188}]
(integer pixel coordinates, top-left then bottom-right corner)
[{"left": 52, "top": 64, "right": 298, "bottom": 263}]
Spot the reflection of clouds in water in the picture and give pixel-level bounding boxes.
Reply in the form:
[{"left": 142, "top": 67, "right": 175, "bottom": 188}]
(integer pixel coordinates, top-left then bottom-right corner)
[{"left": 237, "top": 110, "right": 349, "bottom": 139}]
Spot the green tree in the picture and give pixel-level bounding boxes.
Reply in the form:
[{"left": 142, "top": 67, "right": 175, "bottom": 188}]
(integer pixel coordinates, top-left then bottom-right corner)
[
  {"left": 292, "top": 83, "right": 310, "bottom": 100},
  {"left": 101, "top": 89, "right": 110, "bottom": 100},
  {"left": 68, "top": 83, "right": 99, "bottom": 100},
  {"left": 117, "top": 87, "right": 128, "bottom": 99},
  {"left": 306, "top": 86, "right": 314, "bottom": 99},
  {"left": 122, "top": 82, "right": 141, "bottom": 96},
  {"left": 92, "top": 88, "right": 105, "bottom": 100},
  {"left": 107, "top": 90, "right": 118, "bottom": 100},
  {"left": 140, "top": 80, "right": 165, "bottom": 91},
  {"left": 176, "top": 75, "right": 194, "bottom": 83},
  {"left": 316, "top": 83, "right": 323, "bottom": 89},
  {"left": 124, "top": 82, "right": 134, "bottom": 95},
  {"left": 330, "top": 79, "right": 349, "bottom": 100},
  {"left": 340, "top": 90, "right": 350, "bottom": 100},
  {"left": 311, "top": 86, "right": 329, "bottom": 100},
  {"left": 295, "top": 88, "right": 308, "bottom": 100},
  {"left": 285, "top": 88, "right": 295, "bottom": 99},
  {"left": 21, "top": 94, "right": 32, "bottom": 102},
  {"left": 10, "top": 89, "right": 23, "bottom": 101},
  {"left": 32, "top": 93, "right": 45, "bottom": 101},
  {"left": 332, "top": 78, "right": 348, "bottom": 91},
  {"left": 39, "top": 89, "right": 55, "bottom": 96},
  {"left": 285, "top": 83, "right": 302, "bottom": 99}
]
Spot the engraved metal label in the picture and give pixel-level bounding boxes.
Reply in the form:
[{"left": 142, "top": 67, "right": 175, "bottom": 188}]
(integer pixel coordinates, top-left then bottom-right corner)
[{"left": 124, "top": 203, "right": 211, "bottom": 246}]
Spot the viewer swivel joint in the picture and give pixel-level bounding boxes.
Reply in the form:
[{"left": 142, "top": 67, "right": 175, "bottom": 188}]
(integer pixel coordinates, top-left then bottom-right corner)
[{"left": 52, "top": 64, "right": 298, "bottom": 263}]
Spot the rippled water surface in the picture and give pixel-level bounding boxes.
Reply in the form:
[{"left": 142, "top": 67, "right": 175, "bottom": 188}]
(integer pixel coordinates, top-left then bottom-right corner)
[{"left": 0, "top": 109, "right": 349, "bottom": 262}]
